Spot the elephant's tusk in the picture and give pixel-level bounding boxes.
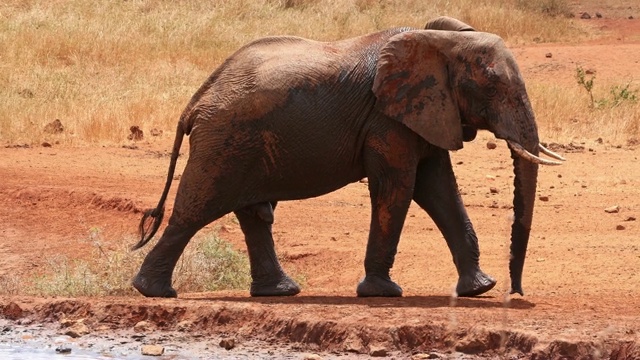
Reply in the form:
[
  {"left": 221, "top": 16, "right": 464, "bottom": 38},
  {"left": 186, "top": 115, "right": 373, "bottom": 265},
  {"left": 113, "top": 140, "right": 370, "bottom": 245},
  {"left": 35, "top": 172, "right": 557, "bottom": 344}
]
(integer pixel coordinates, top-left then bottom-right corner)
[
  {"left": 538, "top": 143, "right": 566, "bottom": 161},
  {"left": 507, "top": 140, "right": 563, "bottom": 166}
]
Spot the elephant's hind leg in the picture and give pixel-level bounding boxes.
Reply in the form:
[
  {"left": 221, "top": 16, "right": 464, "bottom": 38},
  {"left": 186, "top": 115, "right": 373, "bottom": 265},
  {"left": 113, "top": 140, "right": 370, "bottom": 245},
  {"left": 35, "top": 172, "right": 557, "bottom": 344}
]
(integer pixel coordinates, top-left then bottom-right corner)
[
  {"left": 235, "top": 202, "right": 300, "bottom": 296},
  {"left": 132, "top": 224, "right": 200, "bottom": 298},
  {"left": 413, "top": 149, "right": 496, "bottom": 297}
]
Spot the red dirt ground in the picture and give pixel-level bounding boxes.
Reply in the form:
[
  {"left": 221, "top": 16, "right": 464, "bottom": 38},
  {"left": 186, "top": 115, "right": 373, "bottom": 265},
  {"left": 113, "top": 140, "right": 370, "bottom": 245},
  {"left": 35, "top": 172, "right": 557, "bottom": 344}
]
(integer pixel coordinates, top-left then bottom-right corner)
[{"left": 1, "top": 7, "right": 640, "bottom": 359}]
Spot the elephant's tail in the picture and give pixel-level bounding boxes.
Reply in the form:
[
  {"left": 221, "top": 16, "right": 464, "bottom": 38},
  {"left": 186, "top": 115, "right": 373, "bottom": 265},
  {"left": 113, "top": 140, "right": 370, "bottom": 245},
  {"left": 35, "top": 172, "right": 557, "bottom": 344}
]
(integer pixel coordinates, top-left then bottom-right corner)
[{"left": 131, "top": 123, "right": 185, "bottom": 251}]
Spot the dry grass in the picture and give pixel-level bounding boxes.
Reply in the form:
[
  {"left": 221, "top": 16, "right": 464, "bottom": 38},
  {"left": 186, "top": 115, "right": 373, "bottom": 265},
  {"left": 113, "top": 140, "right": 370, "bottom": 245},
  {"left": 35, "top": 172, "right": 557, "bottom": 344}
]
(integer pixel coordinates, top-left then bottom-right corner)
[
  {"left": 0, "top": 230, "right": 254, "bottom": 297},
  {"left": 1, "top": 0, "right": 636, "bottom": 146}
]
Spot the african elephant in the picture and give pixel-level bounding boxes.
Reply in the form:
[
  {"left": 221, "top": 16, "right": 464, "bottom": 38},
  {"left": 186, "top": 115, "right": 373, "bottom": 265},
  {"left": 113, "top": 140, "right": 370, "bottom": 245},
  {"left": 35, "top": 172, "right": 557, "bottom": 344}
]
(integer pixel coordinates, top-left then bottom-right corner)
[{"left": 131, "top": 17, "right": 564, "bottom": 299}]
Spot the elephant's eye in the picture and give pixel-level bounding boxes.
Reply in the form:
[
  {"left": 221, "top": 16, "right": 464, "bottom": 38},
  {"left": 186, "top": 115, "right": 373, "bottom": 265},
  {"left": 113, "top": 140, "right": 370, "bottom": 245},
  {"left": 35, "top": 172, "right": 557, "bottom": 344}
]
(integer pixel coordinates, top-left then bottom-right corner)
[{"left": 486, "top": 85, "right": 498, "bottom": 98}]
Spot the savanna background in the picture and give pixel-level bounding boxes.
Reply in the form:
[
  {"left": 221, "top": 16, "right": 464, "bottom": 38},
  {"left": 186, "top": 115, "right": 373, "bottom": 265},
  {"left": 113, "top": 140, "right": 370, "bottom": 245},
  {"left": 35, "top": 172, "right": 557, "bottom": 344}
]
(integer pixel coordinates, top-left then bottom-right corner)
[{"left": 1, "top": 1, "right": 639, "bottom": 359}]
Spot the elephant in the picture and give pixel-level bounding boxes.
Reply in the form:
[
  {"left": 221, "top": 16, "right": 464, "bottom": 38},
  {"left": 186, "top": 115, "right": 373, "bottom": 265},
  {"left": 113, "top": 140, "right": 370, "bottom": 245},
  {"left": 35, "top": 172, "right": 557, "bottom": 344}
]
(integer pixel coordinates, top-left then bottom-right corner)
[{"left": 131, "top": 16, "right": 564, "bottom": 299}]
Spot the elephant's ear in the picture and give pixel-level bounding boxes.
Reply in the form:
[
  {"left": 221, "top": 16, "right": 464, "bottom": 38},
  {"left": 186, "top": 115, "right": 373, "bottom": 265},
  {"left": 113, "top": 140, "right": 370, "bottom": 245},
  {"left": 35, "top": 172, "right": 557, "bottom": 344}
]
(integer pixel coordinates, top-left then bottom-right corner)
[
  {"left": 373, "top": 30, "right": 463, "bottom": 150},
  {"left": 424, "top": 16, "right": 475, "bottom": 31}
]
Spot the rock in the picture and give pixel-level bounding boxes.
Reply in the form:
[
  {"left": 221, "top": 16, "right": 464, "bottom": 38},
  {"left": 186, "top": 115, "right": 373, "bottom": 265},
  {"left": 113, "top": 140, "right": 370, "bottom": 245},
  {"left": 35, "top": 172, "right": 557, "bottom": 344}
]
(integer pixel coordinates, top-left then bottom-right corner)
[
  {"left": 604, "top": 205, "right": 620, "bottom": 213},
  {"left": 2, "top": 302, "right": 23, "bottom": 320},
  {"left": 44, "top": 119, "right": 64, "bottom": 134},
  {"left": 545, "top": 52, "right": 552, "bottom": 58},
  {"left": 412, "top": 353, "right": 445, "bottom": 359},
  {"left": 595, "top": 12, "right": 602, "bottom": 18},
  {"left": 303, "top": 354, "right": 323, "bottom": 360},
  {"left": 629, "top": 16, "right": 634, "bottom": 20},
  {"left": 585, "top": 68, "right": 596, "bottom": 75},
  {"left": 344, "top": 333, "right": 365, "bottom": 353},
  {"left": 359, "top": 177, "right": 368, "bottom": 184},
  {"left": 490, "top": 187, "right": 499, "bottom": 194},
  {"left": 65, "top": 321, "right": 90, "bottom": 338},
  {"left": 141, "top": 344, "right": 164, "bottom": 356},
  {"left": 128, "top": 125, "right": 144, "bottom": 141},
  {"left": 176, "top": 320, "right": 192, "bottom": 331},
  {"left": 55, "top": 346, "right": 72, "bottom": 354},
  {"left": 219, "top": 337, "right": 236, "bottom": 350},
  {"left": 18, "top": 88, "right": 34, "bottom": 98},
  {"left": 616, "top": 225, "right": 626, "bottom": 230},
  {"left": 369, "top": 345, "right": 388, "bottom": 357},
  {"left": 539, "top": 195, "right": 550, "bottom": 202},
  {"left": 133, "top": 320, "right": 154, "bottom": 333},
  {"left": 580, "top": 12, "right": 591, "bottom": 19},
  {"left": 486, "top": 140, "right": 497, "bottom": 149},
  {"left": 624, "top": 216, "right": 636, "bottom": 222},
  {"left": 41, "top": 142, "right": 52, "bottom": 147}
]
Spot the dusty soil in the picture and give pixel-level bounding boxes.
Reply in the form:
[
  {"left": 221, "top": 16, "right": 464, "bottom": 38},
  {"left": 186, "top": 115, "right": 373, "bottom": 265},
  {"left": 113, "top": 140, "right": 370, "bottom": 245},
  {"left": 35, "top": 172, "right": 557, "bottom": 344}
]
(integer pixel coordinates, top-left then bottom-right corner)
[{"left": 1, "top": 6, "right": 640, "bottom": 359}]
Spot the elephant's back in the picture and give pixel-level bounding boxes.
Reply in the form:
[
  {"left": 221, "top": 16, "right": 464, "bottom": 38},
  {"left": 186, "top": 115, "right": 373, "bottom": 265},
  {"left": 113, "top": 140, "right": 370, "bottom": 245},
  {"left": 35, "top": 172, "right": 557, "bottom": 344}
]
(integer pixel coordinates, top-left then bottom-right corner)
[{"left": 179, "top": 28, "right": 413, "bottom": 134}]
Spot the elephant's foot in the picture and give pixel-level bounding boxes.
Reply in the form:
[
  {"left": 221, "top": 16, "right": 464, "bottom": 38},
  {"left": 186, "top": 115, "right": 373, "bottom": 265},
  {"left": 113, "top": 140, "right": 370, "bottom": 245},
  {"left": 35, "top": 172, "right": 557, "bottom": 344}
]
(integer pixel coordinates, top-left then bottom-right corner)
[
  {"left": 356, "top": 275, "right": 403, "bottom": 297},
  {"left": 455, "top": 270, "right": 496, "bottom": 297},
  {"left": 250, "top": 275, "right": 301, "bottom": 297},
  {"left": 132, "top": 272, "right": 177, "bottom": 298}
]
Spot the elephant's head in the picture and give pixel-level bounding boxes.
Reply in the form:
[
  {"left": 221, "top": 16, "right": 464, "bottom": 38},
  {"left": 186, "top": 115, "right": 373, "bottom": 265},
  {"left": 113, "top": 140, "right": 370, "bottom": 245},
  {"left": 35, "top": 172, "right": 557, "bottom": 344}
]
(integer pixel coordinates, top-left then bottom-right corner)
[{"left": 372, "top": 28, "right": 564, "bottom": 295}]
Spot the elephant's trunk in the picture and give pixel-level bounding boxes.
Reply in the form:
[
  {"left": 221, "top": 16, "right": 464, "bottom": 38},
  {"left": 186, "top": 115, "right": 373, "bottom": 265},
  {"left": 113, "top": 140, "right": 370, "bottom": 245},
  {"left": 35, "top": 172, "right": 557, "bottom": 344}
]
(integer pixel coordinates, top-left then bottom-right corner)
[{"left": 509, "top": 151, "right": 539, "bottom": 295}]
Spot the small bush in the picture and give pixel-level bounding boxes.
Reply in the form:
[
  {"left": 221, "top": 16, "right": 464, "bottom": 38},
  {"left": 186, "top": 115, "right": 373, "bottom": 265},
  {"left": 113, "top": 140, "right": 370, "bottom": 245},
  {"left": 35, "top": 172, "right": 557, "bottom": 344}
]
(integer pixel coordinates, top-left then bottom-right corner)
[{"left": 1, "top": 230, "right": 255, "bottom": 297}]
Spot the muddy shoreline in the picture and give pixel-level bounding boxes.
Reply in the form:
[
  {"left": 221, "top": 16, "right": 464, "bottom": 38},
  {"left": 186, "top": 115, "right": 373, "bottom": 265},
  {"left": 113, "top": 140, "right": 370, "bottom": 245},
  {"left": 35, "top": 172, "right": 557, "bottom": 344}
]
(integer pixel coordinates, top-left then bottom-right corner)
[{"left": 2, "top": 296, "right": 638, "bottom": 359}]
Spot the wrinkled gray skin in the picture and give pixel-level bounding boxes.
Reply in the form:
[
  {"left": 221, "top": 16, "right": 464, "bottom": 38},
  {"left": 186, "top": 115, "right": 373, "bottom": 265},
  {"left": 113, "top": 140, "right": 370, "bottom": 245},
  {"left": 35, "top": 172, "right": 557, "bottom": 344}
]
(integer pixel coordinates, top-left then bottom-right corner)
[{"left": 132, "top": 16, "right": 552, "bottom": 299}]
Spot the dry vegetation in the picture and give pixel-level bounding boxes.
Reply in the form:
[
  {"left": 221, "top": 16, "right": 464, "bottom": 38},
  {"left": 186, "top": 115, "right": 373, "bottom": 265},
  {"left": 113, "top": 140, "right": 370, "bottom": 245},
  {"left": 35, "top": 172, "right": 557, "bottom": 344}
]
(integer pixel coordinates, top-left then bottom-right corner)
[{"left": 4, "top": 0, "right": 635, "bottom": 147}]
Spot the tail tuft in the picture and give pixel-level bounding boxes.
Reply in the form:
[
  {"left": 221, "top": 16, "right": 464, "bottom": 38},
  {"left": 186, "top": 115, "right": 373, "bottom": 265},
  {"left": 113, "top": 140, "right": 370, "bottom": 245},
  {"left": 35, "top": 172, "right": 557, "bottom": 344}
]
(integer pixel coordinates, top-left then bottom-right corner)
[{"left": 131, "top": 207, "right": 165, "bottom": 250}]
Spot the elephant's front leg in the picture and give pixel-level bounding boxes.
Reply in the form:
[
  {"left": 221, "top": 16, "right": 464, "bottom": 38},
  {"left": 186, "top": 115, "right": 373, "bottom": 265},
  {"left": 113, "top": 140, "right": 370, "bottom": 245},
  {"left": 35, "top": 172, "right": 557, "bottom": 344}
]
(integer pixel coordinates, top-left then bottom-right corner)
[
  {"left": 235, "top": 202, "right": 300, "bottom": 296},
  {"left": 413, "top": 149, "right": 496, "bottom": 297},
  {"left": 357, "top": 133, "right": 418, "bottom": 297}
]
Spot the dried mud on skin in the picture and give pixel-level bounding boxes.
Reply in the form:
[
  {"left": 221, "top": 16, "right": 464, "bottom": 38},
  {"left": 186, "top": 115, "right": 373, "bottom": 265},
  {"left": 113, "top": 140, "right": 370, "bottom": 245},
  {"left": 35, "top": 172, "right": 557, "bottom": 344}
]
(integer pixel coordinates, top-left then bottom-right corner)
[{"left": 1, "top": 298, "right": 638, "bottom": 359}]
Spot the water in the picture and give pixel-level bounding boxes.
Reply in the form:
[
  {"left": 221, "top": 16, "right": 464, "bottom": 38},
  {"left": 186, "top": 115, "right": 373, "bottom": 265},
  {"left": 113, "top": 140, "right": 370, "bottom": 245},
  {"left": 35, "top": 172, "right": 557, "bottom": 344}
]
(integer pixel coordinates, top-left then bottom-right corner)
[{"left": 0, "top": 344, "right": 120, "bottom": 360}]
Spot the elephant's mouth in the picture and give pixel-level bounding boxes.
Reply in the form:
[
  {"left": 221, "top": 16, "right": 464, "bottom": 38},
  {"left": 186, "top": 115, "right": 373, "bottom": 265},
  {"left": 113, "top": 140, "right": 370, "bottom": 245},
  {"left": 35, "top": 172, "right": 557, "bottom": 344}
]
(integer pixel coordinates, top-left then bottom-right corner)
[{"left": 506, "top": 141, "right": 565, "bottom": 166}]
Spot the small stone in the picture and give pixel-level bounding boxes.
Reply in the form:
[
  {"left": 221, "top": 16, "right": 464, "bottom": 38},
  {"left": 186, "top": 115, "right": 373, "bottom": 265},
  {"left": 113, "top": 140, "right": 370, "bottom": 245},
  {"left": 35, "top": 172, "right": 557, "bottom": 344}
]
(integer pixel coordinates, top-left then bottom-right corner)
[
  {"left": 456, "top": 161, "right": 463, "bottom": 165},
  {"left": 220, "top": 338, "right": 236, "bottom": 350},
  {"left": 3, "top": 302, "right": 23, "bottom": 320},
  {"left": 44, "top": 119, "right": 64, "bottom": 134},
  {"left": 580, "top": 12, "right": 591, "bottom": 19},
  {"left": 41, "top": 142, "right": 52, "bottom": 147},
  {"left": 18, "top": 88, "right": 34, "bottom": 98},
  {"left": 55, "top": 346, "right": 72, "bottom": 354},
  {"left": 539, "top": 195, "right": 549, "bottom": 202},
  {"left": 624, "top": 216, "right": 636, "bottom": 222},
  {"left": 128, "top": 125, "right": 144, "bottom": 141},
  {"left": 486, "top": 141, "right": 497, "bottom": 150},
  {"left": 303, "top": 354, "right": 323, "bottom": 360},
  {"left": 369, "top": 345, "right": 388, "bottom": 357},
  {"left": 176, "top": 320, "right": 192, "bottom": 332},
  {"left": 141, "top": 344, "right": 164, "bottom": 356},
  {"left": 65, "top": 321, "right": 90, "bottom": 338},
  {"left": 629, "top": 16, "right": 634, "bottom": 20},
  {"left": 412, "top": 353, "right": 444, "bottom": 359},
  {"left": 604, "top": 205, "right": 620, "bottom": 213},
  {"left": 585, "top": 68, "right": 596, "bottom": 75},
  {"left": 344, "top": 334, "right": 365, "bottom": 353},
  {"left": 133, "top": 320, "right": 154, "bottom": 333},
  {"left": 595, "top": 12, "right": 602, "bottom": 18},
  {"left": 359, "top": 177, "right": 368, "bottom": 184},
  {"left": 545, "top": 52, "right": 552, "bottom": 58},
  {"left": 489, "top": 187, "right": 499, "bottom": 194},
  {"left": 616, "top": 225, "right": 626, "bottom": 230}
]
